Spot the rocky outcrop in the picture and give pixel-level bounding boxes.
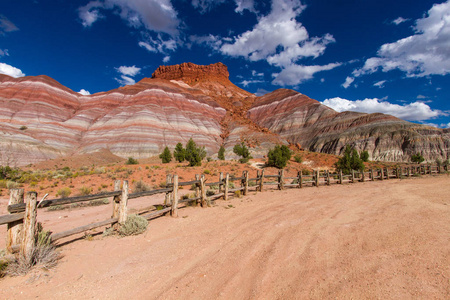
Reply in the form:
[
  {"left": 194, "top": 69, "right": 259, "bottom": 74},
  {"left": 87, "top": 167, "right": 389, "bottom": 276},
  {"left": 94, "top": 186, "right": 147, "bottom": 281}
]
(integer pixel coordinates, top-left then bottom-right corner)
[{"left": 248, "top": 89, "right": 450, "bottom": 162}]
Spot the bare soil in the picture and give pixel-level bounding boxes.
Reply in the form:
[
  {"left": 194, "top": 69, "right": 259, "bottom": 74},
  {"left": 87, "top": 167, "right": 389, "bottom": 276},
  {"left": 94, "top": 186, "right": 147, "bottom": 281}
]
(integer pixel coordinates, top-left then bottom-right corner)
[{"left": 1, "top": 176, "right": 449, "bottom": 299}]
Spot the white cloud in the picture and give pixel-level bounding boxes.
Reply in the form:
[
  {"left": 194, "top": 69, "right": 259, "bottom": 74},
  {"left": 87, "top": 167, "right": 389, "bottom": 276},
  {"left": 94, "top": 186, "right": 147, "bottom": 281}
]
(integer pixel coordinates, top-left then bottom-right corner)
[
  {"left": 272, "top": 63, "right": 341, "bottom": 86},
  {"left": 234, "top": 0, "right": 256, "bottom": 13},
  {"left": 191, "top": 0, "right": 255, "bottom": 14},
  {"left": 163, "top": 55, "right": 170, "bottom": 63},
  {"left": 342, "top": 76, "right": 354, "bottom": 89},
  {"left": 115, "top": 65, "right": 141, "bottom": 76},
  {"left": 322, "top": 97, "right": 443, "bottom": 121},
  {"left": 0, "top": 49, "right": 9, "bottom": 57},
  {"left": 0, "top": 62, "right": 25, "bottom": 78},
  {"left": 78, "top": 0, "right": 179, "bottom": 35},
  {"left": 189, "top": 34, "right": 223, "bottom": 50},
  {"left": 252, "top": 70, "right": 264, "bottom": 77},
  {"left": 392, "top": 17, "right": 410, "bottom": 25},
  {"left": 138, "top": 41, "right": 157, "bottom": 53},
  {"left": 354, "top": 0, "right": 450, "bottom": 78},
  {"left": 115, "top": 75, "right": 135, "bottom": 86},
  {"left": 240, "top": 79, "right": 264, "bottom": 87},
  {"left": 0, "top": 15, "right": 19, "bottom": 34},
  {"left": 139, "top": 35, "right": 177, "bottom": 54},
  {"left": 78, "top": 89, "right": 91, "bottom": 95},
  {"left": 373, "top": 80, "right": 387, "bottom": 88},
  {"left": 255, "top": 88, "right": 270, "bottom": 96}
]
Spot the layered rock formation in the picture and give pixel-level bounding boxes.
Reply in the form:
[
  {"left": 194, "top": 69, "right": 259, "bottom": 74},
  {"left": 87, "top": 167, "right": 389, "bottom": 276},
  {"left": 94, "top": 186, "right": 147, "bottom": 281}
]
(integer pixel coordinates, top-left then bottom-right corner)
[
  {"left": 248, "top": 89, "right": 450, "bottom": 161},
  {"left": 0, "top": 62, "right": 448, "bottom": 166}
]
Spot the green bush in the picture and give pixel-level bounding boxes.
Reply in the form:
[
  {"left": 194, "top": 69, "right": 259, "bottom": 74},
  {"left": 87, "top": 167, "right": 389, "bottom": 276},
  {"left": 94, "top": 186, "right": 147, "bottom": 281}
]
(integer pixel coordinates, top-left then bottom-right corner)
[
  {"left": 78, "top": 186, "right": 92, "bottom": 196},
  {"left": 185, "top": 138, "right": 206, "bottom": 167},
  {"left": 19, "top": 125, "right": 28, "bottom": 130},
  {"left": 126, "top": 157, "right": 139, "bottom": 165},
  {"left": 133, "top": 180, "right": 151, "bottom": 193},
  {"left": 335, "top": 145, "right": 365, "bottom": 174},
  {"left": 233, "top": 142, "right": 252, "bottom": 163},
  {"left": 294, "top": 154, "right": 303, "bottom": 163},
  {"left": 173, "top": 142, "right": 186, "bottom": 162},
  {"left": 267, "top": 145, "right": 291, "bottom": 169},
  {"left": 118, "top": 214, "right": 148, "bottom": 236},
  {"left": 56, "top": 187, "right": 72, "bottom": 198},
  {"left": 360, "top": 150, "right": 369, "bottom": 162},
  {"left": 411, "top": 153, "right": 425, "bottom": 164},
  {"left": 218, "top": 145, "right": 225, "bottom": 160},
  {"left": 6, "top": 180, "right": 19, "bottom": 190},
  {"left": 159, "top": 146, "right": 172, "bottom": 163}
]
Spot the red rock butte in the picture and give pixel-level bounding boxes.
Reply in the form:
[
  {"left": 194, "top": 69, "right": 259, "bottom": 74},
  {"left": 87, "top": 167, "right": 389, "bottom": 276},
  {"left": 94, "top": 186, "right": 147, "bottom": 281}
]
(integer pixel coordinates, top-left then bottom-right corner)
[{"left": 152, "top": 62, "right": 230, "bottom": 85}]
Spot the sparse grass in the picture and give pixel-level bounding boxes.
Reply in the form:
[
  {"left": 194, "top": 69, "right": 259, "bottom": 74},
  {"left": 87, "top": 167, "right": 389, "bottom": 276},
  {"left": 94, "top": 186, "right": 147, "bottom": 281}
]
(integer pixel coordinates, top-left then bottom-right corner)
[
  {"left": 234, "top": 190, "right": 242, "bottom": 198},
  {"left": 133, "top": 180, "right": 152, "bottom": 193},
  {"left": 6, "top": 180, "right": 19, "bottom": 189},
  {"left": 118, "top": 214, "right": 148, "bottom": 236},
  {"left": 79, "top": 186, "right": 92, "bottom": 196},
  {"left": 56, "top": 187, "right": 71, "bottom": 198}
]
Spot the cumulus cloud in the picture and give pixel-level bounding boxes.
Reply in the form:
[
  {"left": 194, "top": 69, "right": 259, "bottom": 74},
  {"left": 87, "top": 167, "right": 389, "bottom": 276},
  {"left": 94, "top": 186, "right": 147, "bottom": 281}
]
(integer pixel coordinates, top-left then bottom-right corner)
[
  {"left": 189, "top": 34, "right": 223, "bottom": 50},
  {"left": 163, "top": 56, "right": 170, "bottom": 63},
  {"left": 0, "top": 49, "right": 9, "bottom": 57},
  {"left": 0, "top": 15, "right": 19, "bottom": 34},
  {"left": 78, "top": 0, "right": 179, "bottom": 35},
  {"left": 342, "top": 76, "right": 354, "bottom": 89},
  {"left": 115, "top": 65, "right": 141, "bottom": 77},
  {"left": 392, "top": 17, "right": 410, "bottom": 25},
  {"left": 252, "top": 70, "right": 264, "bottom": 77},
  {"left": 272, "top": 63, "right": 341, "bottom": 86},
  {"left": 220, "top": 0, "right": 337, "bottom": 86},
  {"left": 240, "top": 79, "right": 264, "bottom": 87},
  {"left": 373, "top": 80, "right": 387, "bottom": 88},
  {"left": 139, "top": 35, "right": 177, "bottom": 54},
  {"left": 0, "top": 62, "right": 25, "bottom": 78},
  {"left": 354, "top": 0, "right": 450, "bottom": 78},
  {"left": 322, "top": 97, "right": 443, "bottom": 121},
  {"left": 115, "top": 65, "right": 141, "bottom": 86},
  {"left": 78, "top": 89, "right": 91, "bottom": 95},
  {"left": 192, "top": 0, "right": 255, "bottom": 14}
]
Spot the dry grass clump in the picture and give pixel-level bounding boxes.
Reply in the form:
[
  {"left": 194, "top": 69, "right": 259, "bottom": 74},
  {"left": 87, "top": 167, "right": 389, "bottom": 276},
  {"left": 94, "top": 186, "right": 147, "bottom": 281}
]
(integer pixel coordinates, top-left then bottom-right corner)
[
  {"left": 133, "top": 180, "right": 152, "bottom": 193},
  {"left": 4, "top": 223, "right": 60, "bottom": 276},
  {"left": 117, "top": 214, "right": 148, "bottom": 236}
]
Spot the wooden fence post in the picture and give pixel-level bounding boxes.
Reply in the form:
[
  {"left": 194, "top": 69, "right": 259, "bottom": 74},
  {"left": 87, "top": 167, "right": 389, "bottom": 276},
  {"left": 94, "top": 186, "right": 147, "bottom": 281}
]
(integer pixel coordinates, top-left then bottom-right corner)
[
  {"left": 259, "top": 169, "right": 264, "bottom": 192},
  {"left": 326, "top": 170, "right": 331, "bottom": 185},
  {"left": 171, "top": 175, "right": 179, "bottom": 217},
  {"left": 361, "top": 170, "right": 365, "bottom": 182},
  {"left": 386, "top": 168, "right": 390, "bottom": 180},
  {"left": 165, "top": 174, "right": 172, "bottom": 206},
  {"left": 21, "top": 192, "right": 37, "bottom": 265},
  {"left": 224, "top": 173, "right": 229, "bottom": 200},
  {"left": 200, "top": 175, "right": 207, "bottom": 207},
  {"left": 219, "top": 172, "right": 224, "bottom": 193},
  {"left": 315, "top": 170, "right": 319, "bottom": 187},
  {"left": 339, "top": 170, "right": 343, "bottom": 184},
  {"left": 243, "top": 171, "right": 249, "bottom": 195},
  {"left": 279, "top": 169, "right": 284, "bottom": 190},
  {"left": 7, "top": 188, "right": 24, "bottom": 254},
  {"left": 370, "top": 169, "right": 374, "bottom": 181},
  {"left": 407, "top": 166, "right": 411, "bottom": 177},
  {"left": 298, "top": 171, "right": 303, "bottom": 188},
  {"left": 351, "top": 170, "right": 355, "bottom": 183},
  {"left": 112, "top": 180, "right": 121, "bottom": 229},
  {"left": 118, "top": 180, "right": 129, "bottom": 225},
  {"left": 195, "top": 174, "right": 200, "bottom": 206},
  {"left": 380, "top": 168, "right": 384, "bottom": 181}
]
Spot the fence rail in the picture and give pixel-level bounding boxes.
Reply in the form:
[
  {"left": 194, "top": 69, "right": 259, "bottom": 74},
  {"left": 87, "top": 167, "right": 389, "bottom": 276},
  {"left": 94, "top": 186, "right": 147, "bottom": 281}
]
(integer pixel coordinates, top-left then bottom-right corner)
[{"left": 1, "top": 164, "right": 447, "bottom": 262}]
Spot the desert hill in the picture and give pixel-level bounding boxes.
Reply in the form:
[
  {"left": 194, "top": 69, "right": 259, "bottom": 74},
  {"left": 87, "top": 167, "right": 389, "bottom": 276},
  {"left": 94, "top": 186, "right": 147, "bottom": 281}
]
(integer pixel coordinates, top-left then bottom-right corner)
[{"left": 0, "top": 62, "right": 448, "bottom": 166}]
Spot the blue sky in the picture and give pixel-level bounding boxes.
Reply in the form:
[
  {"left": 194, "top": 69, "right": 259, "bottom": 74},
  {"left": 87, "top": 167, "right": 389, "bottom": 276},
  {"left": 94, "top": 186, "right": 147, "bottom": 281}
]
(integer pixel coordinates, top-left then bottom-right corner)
[{"left": 1, "top": 0, "right": 449, "bottom": 127}]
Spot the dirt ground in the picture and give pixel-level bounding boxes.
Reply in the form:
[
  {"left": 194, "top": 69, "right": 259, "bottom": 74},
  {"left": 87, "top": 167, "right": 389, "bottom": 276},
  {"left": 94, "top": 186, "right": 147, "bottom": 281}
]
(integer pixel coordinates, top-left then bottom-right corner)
[{"left": 0, "top": 176, "right": 449, "bottom": 299}]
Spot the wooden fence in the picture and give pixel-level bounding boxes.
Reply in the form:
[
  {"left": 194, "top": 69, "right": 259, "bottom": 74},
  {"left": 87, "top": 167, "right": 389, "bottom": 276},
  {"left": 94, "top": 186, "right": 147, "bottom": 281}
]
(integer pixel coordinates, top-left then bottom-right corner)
[{"left": 0, "top": 164, "right": 447, "bottom": 264}]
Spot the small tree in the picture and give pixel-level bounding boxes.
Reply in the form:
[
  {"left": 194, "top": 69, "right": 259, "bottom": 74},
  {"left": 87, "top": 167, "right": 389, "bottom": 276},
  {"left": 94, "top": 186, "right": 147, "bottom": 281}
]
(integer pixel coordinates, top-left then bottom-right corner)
[
  {"left": 218, "top": 145, "right": 225, "bottom": 160},
  {"left": 233, "top": 142, "right": 252, "bottom": 163},
  {"left": 360, "top": 150, "right": 369, "bottom": 162},
  {"left": 411, "top": 153, "right": 425, "bottom": 164},
  {"left": 267, "top": 145, "right": 292, "bottom": 169},
  {"left": 185, "top": 138, "right": 206, "bottom": 167},
  {"left": 159, "top": 146, "right": 172, "bottom": 163},
  {"left": 173, "top": 142, "right": 186, "bottom": 162},
  {"left": 126, "top": 157, "right": 139, "bottom": 165},
  {"left": 335, "top": 145, "right": 365, "bottom": 174}
]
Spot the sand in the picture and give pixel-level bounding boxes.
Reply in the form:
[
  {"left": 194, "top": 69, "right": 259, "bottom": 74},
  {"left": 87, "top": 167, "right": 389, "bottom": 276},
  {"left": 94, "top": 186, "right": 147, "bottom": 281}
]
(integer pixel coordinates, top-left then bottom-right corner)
[{"left": 0, "top": 175, "right": 449, "bottom": 299}]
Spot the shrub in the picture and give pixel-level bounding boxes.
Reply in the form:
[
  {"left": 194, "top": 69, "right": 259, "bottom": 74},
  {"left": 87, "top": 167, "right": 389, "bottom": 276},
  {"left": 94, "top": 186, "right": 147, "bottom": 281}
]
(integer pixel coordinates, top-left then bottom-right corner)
[
  {"left": 203, "top": 169, "right": 211, "bottom": 175},
  {"left": 206, "top": 189, "right": 216, "bottom": 196},
  {"left": 335, "top": 145, "right": 365, "bottom": 174},
  {"left": 234, "top": 190, "right": 242, "bottom": 198},
  {"left": 79, "top": 186, "right": 92, "bottom": 196},
  {"left": 118, "top": 214, "right": 148, "bottom": 236},
  {"left": 218, "top": 145, "right": 225, "bottom": 160},
  {"left": 133, "top": 180, "right": 152, "bottom": 193},
  {"left": 126, "top": 157, "right": 139, "bottom": 165},
  {"left": 19, "top": 125, "right": 28, "bottom": 130},
  {"left": 56, "top": 187, "right": 71, "bottom": 198},
  {"left": 267, "top": 145, "right": 292, "bottom": 169},
  {"left": 233, "top": 142, "right": 252, "bottom": 163},
  {"left": 411, "top": 153, "right": 425, "bottom": 164},
  {"left": 159, "top": 146, "right": 172, "bottom": 163},
  {"left": 294, "top": 154, "right": 303, "bottom": 163},
  {"left": 6, "top": 180, "right": 19, "bottom": 190},
  {"left": 360, "top": 150, "right": 369, "bottom": 162},
  {"left": 185, "top": 138, "right": 206, "bottom": 167},
  {"left": 173, "top": 143, "right": 186, "bottom": 162}
]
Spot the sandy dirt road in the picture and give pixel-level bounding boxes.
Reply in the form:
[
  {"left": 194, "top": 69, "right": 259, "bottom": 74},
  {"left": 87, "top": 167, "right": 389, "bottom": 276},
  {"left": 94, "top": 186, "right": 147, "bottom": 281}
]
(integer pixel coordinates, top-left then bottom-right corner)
[{"left": 0, "top": 176, "right": 449, "bottom": 299}]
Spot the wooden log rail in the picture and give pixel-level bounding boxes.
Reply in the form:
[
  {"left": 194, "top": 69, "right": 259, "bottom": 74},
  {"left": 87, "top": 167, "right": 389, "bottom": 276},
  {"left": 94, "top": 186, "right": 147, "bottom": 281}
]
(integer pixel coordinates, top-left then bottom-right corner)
[{"left": 0, "top": 164, "right": 445, "bottom": 254}]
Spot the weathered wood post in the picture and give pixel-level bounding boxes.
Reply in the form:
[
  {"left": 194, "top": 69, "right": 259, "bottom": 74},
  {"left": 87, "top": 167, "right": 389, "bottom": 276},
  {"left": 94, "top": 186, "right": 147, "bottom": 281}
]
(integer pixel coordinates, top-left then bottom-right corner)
[
  {"left": 224, "top": 173, "right": 229, "bottom": 200},
  {"left": 259, "top": 169, "right": 265, "bottom": 192},
  {"left": 326, "top": 170, "right": 331, "bottom": 185},
  {"left": 20, "top": 192, "right": 37, "bottom": 264},
  {"left": 339, "top": 170, "right": 343, "bottom": 184},
  {"left": 361, "top": 170, "right": 365, "bottom": 182},
  {"left": 195, "top": 174, "right": 200, "bottom": 206},
  {"left": 112, "top": 180, "right": 121, "bottom": 229},
  {"left": 385, "top": 168, "right": 389, "bottom": 180},
  {"left": 165, "top": 174, "right": 172, "bottom": 206},
  {"left": 315, "top": 170, "right": 319, "bottom": 187},
  {"left": 298, "top": 171, "right": 303, "bottom": 188},
  {"left": 444, "top": 164, "right": 448, "bottom": 172},
  {"left": 243, "top": 171, "right": 249, "bottom": 195},
  {"left": 171, "top": 175, "right": 179, "bottom": 217},
  {"left": 118, "top": 180, "right": 129, "bottom": 225},
  {"left": 219, "top": 172, "right": 224, "bottom": 193},
  {"left": 407, "top": 166, "right": 411, "bottom": 177},
  {"left": 370, "top": 169, "right": 374, "bottom": 181},
  {"left": 200, "top": 174, "right": 207, "bottom": 207},
  {"left": 380, "top": 168, "right": 384, "bottom": 181},
  {"left": 351, "top": 170, "right": 355, "bottom": 183},
  {"left": 278, "top": 169, "right": 285, "bottom": 190},
  {"left": 7, "top": 188, "right": 24, "bottom": 254}
]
